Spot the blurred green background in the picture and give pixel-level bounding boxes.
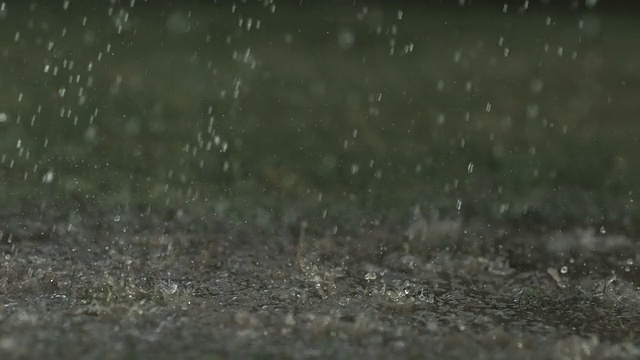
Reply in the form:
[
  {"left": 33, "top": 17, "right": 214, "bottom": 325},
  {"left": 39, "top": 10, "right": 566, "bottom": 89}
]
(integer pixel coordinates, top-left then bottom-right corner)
[{"left": 1, "top": 1, "right": 639, "bottom": 228}]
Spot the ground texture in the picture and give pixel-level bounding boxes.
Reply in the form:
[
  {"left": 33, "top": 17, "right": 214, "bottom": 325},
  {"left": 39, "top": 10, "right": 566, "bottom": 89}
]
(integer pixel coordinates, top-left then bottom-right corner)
[{"left": 1, "top": 205, "right": 639, "bottom": 359}]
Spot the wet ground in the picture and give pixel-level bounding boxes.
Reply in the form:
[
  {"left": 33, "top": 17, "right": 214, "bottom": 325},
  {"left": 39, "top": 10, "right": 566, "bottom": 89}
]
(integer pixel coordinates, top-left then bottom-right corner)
[
  {"left": 1, "top": 1, "right": 640, "bottom": 359},
  {"left": 1, "top": 205, "right": 639, "bottom": 359}
]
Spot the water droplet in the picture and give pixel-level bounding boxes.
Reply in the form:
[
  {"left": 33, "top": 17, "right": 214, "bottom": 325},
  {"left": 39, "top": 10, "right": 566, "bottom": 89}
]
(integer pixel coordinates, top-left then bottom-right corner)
[
  {"left": 364, "top": 272, "right": 377, "bottom": 280},
  {"left": 337, "top": 29, "right": 355, "bottom": 50},
  {"left": 42, "top": 170, "right": 55, "bottom": 184}
]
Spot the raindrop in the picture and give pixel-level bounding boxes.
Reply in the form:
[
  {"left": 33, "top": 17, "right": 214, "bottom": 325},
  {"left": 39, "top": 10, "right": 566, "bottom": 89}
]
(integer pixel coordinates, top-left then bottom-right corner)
[
  {"left": 465, "top": 81, "right": 473, "bottom": 92},
  {"left": 364, "top": 272, "right": 377, "bottom": 280},
  {"left": 337, "top": 29, "right": 355, "bottom": 50},
  {"left": 42, "top": 170, "right": 55, "bottom": 184},
  {"left": 530, "top": 78, "right": 544, "bottom": 93},
  {"left": 526, "top": 104, "right": 539, "bottom": 119}
]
